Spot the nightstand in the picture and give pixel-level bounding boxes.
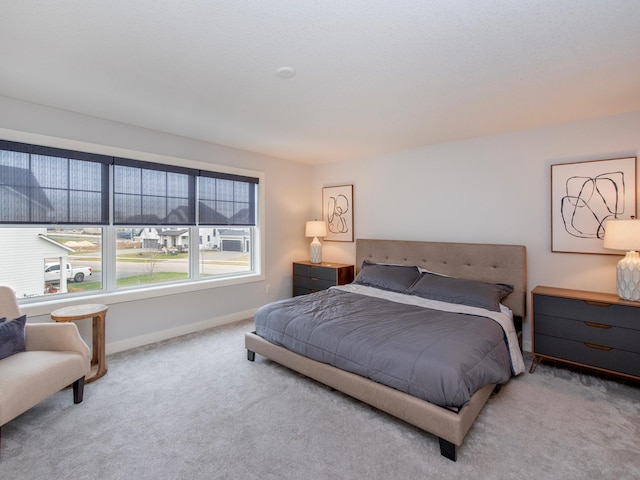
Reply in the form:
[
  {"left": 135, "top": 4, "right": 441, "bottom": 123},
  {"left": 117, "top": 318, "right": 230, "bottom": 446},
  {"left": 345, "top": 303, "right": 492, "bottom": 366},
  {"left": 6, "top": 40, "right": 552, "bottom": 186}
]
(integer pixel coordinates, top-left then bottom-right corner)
[
  {"left": 530, "top": 285, "right": 640, "bottom": 381},
  {"left": 293, "top": 261, "right": 355, "bottom": 296}
]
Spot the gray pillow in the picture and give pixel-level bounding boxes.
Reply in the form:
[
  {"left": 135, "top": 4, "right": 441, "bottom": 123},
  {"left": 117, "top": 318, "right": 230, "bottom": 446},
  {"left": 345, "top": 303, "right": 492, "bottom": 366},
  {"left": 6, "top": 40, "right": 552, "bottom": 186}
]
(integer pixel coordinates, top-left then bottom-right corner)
[
  {"left": 353, "top": 261, "right": 421, "bottom": 292},
  {"left": 0, "top": 314, "right": 27, "bottom": 360},
  {"left": 407, "top": 272, "right": 513, "bottom": 312}
]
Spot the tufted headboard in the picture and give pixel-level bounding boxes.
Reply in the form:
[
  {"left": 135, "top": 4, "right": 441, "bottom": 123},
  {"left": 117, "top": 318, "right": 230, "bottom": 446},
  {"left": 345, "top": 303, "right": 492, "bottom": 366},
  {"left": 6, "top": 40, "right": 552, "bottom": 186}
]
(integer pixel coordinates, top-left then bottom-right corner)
[{"left": 355, "top": 239, "right": 527, "bottom": 318}]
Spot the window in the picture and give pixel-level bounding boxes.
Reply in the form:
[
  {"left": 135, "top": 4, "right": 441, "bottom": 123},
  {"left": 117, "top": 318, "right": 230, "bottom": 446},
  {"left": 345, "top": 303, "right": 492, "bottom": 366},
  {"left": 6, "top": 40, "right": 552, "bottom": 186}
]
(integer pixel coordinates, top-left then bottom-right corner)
[{"left": 0, "top": 140, "right": 261, "bottom": 301}]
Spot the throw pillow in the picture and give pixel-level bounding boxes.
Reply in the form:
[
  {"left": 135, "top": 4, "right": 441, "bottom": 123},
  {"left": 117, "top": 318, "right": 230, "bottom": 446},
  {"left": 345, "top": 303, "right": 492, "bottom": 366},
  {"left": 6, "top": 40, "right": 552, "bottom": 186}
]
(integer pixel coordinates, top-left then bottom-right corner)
[
  {"left": 353, "top": 261, "right": 422, "bottom": 293},
  {"left": 0, "top": 314, "right": 27, "bottom": 360},
  {"left": 407, "top": 272, "right": 513, "bottom": 312}
]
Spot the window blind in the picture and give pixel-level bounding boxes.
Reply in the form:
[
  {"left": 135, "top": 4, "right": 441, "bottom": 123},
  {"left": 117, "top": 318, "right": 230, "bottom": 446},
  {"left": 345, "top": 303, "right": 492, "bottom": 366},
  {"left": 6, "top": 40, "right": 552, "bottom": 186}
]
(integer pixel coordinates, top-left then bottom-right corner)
[
  {"left": 1, "top": 140, "right": 259, "bottom": 227},
  {"left": 113, "top": 158, "right": 196, "bottom": 225},
  {"left": 198, "top": 171, "right": 258, "bottom": 226},
  {"left": 0, "top": 140, "right": 109, "bottom": 224}
]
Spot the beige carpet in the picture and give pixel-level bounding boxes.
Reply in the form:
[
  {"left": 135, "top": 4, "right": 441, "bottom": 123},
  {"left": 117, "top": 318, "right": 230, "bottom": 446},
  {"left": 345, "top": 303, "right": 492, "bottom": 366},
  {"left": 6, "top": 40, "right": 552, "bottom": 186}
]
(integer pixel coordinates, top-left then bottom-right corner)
[{"left": 1, "top": 319, "right": 638, "bottom": 479}]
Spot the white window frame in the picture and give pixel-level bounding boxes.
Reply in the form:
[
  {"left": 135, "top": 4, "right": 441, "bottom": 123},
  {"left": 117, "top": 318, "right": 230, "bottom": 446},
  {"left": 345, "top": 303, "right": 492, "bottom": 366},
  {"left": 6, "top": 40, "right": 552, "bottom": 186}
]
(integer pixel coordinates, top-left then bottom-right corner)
[{"left": 0, "top": 131, "right": 265, "bottom": 317}]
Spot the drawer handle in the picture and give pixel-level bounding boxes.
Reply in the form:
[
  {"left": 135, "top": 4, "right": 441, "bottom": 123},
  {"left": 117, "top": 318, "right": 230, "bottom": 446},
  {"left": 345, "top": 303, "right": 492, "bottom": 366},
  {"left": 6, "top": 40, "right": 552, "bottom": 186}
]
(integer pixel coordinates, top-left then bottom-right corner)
[
  {"left": 584, "top": 321, "right": 612, "bottom": 329},
  {"left": 584, "top": 343, "right": 612, "bottom": 352},
  {"left": 584, "top": 300, "right": 612, "bottom": 307},
  {"left": 310, "top": 277, "right": 319, "bottom": 281}
]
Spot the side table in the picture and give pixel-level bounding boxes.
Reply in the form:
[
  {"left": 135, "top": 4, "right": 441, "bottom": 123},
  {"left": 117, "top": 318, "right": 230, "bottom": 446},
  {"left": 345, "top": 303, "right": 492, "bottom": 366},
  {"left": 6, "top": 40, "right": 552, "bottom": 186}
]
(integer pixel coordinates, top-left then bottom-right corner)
[
  {"left": 292, "top": 261, "right": 355, "bottom": 296},
  {"left": 530, "top": 286, "right": 640, "bottom": 381},
  {"left": 51, "top": 304, "right": 108, "bottom": 383}
]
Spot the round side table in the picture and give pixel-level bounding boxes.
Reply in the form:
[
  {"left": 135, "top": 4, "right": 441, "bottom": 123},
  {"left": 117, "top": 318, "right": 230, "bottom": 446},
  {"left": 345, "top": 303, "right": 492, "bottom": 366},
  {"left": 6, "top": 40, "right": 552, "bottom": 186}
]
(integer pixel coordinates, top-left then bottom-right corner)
[{"left": 51, "top": 304, "right": 108, "bottom": 383}]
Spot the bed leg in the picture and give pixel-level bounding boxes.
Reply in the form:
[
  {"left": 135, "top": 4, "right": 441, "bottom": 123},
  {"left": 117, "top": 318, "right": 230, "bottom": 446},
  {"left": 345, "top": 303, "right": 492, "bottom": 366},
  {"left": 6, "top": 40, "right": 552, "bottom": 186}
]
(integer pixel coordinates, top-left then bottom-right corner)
[
  {"left": 439, "top": 438, "right": 457, "bottom": 462},
  {"left": 247, "top": 350, "right": 255, "bottom": 362}
]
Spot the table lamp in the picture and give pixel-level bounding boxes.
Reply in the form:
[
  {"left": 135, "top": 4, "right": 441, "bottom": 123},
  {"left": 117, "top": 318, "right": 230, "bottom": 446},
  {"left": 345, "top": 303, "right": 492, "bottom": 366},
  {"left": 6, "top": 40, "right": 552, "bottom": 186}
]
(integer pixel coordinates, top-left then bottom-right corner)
[
  {"left": 305, "top": 220, "right": 327, "bottom": 264},
  {"left": 603, "top": 219, "right": 640, "bottom": 301}
]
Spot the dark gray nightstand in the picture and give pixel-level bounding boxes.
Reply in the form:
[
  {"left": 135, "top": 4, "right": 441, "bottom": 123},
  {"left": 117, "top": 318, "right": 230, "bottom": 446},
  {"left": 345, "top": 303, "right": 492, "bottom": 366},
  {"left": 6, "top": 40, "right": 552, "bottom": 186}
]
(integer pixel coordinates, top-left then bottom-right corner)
[{"left": 292, "top": 261, "right": 354, "bottom": 296}]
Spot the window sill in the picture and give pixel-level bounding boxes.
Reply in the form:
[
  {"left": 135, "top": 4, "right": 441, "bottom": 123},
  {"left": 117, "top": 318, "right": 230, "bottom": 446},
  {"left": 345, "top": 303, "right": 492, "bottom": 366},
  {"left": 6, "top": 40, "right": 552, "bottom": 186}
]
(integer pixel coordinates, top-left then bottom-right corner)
[{"left": 21, "top": 272, "right": 264, "bottom": 317}]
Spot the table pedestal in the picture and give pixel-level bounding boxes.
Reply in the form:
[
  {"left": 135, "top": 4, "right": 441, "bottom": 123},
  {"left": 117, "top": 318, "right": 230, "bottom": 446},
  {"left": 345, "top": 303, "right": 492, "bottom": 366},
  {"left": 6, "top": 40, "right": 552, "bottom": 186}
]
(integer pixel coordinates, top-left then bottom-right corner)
[{"left": 51, "top": 304, "right": 108, "bottom": 383}]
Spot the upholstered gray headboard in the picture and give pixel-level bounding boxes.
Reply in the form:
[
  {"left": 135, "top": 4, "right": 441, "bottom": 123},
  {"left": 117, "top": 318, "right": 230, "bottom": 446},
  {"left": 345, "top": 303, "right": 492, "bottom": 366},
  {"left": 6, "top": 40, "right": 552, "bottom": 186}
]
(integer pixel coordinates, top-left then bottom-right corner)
[{"left": 355, "top": 239, "right": 527, "bottom": 318}]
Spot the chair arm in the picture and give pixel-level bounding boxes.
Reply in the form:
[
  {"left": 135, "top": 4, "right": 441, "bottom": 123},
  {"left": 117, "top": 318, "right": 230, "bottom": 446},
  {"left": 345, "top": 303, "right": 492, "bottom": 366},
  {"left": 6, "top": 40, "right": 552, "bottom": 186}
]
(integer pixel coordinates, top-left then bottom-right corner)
[{"left": 25, "top": 323, "right": 91, "bottom": 361}]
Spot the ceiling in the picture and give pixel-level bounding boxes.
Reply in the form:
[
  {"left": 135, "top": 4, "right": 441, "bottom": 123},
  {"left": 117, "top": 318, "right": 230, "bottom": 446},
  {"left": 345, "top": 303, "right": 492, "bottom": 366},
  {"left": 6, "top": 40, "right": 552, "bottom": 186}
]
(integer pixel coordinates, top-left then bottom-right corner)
[{"left": 2, "top": 1, "right": 640, "bottom": 165}]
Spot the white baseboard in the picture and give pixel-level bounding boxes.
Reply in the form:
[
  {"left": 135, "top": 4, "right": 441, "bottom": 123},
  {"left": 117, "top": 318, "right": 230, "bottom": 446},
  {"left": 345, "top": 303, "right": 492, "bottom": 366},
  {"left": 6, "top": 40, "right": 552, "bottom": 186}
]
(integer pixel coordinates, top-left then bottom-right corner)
[{"left": 105, "top": 308, "right": 257, "bottom": 355}]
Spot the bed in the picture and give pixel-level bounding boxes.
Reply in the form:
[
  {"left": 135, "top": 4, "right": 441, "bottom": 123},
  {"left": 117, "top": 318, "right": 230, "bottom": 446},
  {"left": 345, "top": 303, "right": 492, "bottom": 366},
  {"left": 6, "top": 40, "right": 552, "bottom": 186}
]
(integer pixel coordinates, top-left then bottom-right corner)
[{"left": 245, "top": 238, "right": 526, "bottom": 461}]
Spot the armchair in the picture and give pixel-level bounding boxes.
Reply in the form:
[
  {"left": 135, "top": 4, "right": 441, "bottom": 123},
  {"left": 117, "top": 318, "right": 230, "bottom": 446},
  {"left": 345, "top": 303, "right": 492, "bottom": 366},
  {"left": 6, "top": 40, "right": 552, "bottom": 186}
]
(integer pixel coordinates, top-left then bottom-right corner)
[{"left": 0, "top": 286, "right": 91, "bottom": 450}]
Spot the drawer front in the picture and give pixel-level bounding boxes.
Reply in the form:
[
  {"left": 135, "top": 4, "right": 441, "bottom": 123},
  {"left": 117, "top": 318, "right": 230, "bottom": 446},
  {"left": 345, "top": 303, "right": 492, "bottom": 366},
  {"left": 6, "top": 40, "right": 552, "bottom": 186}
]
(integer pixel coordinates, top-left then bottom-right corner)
[
  {"left": 293, "top": 263, "right": 337, "bottom": 282},
  {"left": 534, "top": 294, "right": 640, "bottom": 330},
  {"left": 535, "top": 314, "right": 640, "bottom": 353},
  {"left": 293, "top": 286, "right": 316, "bottom": 296},
  {"left": 534, "top": 334, "right": 640, "bottom": 377},
  {"left": 293, "top": 275, "right": 335, "bottom": 291}
]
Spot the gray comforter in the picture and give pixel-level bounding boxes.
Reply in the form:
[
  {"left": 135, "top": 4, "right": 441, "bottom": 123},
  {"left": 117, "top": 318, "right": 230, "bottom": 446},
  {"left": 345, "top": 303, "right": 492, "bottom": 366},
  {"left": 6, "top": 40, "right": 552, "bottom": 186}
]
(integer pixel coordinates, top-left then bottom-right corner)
[{"left": 254, "top": 288, "right": 514, "bottom": 408}]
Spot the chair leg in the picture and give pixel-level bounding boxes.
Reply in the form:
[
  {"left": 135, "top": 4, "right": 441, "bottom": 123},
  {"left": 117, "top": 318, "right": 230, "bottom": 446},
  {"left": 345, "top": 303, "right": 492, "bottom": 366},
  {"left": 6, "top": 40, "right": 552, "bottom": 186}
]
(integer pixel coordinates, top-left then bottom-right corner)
[{"left": 73, "top": 376, "right": 85, "bottom": 404}]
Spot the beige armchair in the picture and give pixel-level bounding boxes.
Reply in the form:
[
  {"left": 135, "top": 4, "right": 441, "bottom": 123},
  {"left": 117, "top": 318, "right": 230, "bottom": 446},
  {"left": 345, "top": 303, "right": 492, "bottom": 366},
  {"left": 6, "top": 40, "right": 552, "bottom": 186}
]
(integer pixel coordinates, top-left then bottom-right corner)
[{"left": 0, "top": 286, "right": 91, "bottom": 450}]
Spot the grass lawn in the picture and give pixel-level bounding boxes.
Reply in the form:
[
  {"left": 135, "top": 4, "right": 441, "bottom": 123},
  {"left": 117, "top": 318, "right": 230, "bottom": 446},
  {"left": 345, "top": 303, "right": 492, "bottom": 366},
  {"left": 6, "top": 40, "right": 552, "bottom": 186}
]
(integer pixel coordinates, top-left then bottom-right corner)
[
  {"left": 62, "top": 272, "right": 189, "bottom": 293},
  {"left": 116, "top": 272, "right": 189, "bottom": 286}
]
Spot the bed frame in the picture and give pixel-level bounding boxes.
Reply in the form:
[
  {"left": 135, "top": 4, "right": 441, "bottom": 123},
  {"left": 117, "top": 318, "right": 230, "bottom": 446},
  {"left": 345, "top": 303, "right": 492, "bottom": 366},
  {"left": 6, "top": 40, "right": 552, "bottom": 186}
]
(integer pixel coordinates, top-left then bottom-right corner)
[{"left": 245, "top": 239, "right": 527, "bottom": 461}]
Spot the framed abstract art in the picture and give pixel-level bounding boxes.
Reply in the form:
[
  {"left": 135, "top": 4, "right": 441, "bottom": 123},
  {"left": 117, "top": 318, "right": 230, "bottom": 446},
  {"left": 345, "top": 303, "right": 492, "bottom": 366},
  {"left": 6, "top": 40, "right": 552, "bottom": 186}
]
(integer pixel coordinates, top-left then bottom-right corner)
[
  {"left": 322, "top": 185, "right": 354, "bottom": 242},
  {"left": 551, "top": 157, "right": 637, "bottom": 254}
]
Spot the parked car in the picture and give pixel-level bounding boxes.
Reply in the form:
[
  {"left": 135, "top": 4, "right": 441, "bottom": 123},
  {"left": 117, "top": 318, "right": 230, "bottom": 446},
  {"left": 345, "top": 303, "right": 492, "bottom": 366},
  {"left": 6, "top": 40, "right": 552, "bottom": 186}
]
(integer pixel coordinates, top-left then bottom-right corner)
[{"left": 44, "top": 263, "right": 92, "bottom": 283}]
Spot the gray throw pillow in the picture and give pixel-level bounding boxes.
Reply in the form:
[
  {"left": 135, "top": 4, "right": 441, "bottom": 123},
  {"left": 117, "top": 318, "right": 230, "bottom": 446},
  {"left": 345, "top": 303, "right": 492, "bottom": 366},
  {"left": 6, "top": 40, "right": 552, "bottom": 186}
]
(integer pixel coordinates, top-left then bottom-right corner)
[
  {"left": 353, "top": 261, "right": 421, "bottom": 293},
  {"left": 0, "top": 314, "right": 27, "bottom": 360},
  {"left": 407, "top": 272, "right": 513, "bottom": 312}
]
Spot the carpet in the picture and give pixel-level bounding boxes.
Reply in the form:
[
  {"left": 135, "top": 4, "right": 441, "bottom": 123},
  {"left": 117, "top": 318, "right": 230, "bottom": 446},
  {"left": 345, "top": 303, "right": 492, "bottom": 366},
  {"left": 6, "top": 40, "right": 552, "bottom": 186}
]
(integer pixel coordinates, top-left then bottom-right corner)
[{"left": 1, "top": 319, "right": 638, "bottom": 479}]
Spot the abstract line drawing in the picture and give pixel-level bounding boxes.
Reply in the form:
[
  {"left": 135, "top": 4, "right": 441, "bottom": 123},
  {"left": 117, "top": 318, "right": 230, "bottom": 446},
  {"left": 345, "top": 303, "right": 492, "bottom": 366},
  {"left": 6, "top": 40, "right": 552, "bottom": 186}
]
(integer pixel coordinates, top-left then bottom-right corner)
[
  {"left": 327, "top": 194, "right": 349, "bottom": 234},
  {"left": 560, "top": 171, "right": 624, "bottom": 240},
  {"left": 322, "top": 185, "right": 354, "bottom": 242},
  {"left": 552, "top": 157, "right": 636, "bottom": 254}
]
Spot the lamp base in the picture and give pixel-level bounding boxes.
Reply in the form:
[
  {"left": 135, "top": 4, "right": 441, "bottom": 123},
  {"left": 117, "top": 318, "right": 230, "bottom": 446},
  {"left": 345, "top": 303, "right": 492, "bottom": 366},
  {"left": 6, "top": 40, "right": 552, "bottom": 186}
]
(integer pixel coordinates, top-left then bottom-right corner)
[
  {"left": 309, "top": 237, "right": 322, "bottom": 264},
  {"left": 616, "top": 251, "right": 640, "bottom": 301}
]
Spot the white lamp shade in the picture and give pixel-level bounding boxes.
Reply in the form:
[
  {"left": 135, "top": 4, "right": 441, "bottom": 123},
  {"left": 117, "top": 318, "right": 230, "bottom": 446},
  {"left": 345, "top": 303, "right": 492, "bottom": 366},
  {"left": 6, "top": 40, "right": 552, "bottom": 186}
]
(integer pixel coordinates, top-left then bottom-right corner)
[
  {"left": 603, "top": 219, "right": 640, "bottom": 301},
  {"left": 305, "top": 221, "right": 327, "bottom": 238},
  {"left": 603, "top": 219, "right": 640, "bottom": 251}
]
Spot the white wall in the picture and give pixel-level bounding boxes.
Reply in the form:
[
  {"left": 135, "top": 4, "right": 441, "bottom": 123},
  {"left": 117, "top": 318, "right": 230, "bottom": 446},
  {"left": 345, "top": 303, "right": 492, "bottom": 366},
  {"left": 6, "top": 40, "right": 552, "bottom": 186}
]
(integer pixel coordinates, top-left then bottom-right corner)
[
  {"left": 3, "top": 93, "right": 639, "bottom": 353},
  {"left": 0, "top": 96, "right": 311, "bottom": 353},
  {"left": 312, "top": 110, "right": 640, "bottom": 351}
]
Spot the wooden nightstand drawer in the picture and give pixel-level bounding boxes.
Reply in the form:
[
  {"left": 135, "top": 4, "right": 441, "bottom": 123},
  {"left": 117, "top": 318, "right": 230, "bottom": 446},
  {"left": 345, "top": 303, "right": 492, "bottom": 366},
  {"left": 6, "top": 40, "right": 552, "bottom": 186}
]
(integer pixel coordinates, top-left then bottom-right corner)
[
  {"left": 293, "top": 263, "right": 339, "bottom": 282},
  {"left": 293, "top": 274, "right": 335, "bottom": 291},
  {"left": 534, "top": 334, "right": 640, "bottom": 377},
  {"left": 534, "top": 294, "right": 638, "bottom": 329},
  {"left": 293, "top": 286, "right": 317, "bottom": 296},
  {"left": 534, "top": 313, "right": 640, "bottom": 354}
]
